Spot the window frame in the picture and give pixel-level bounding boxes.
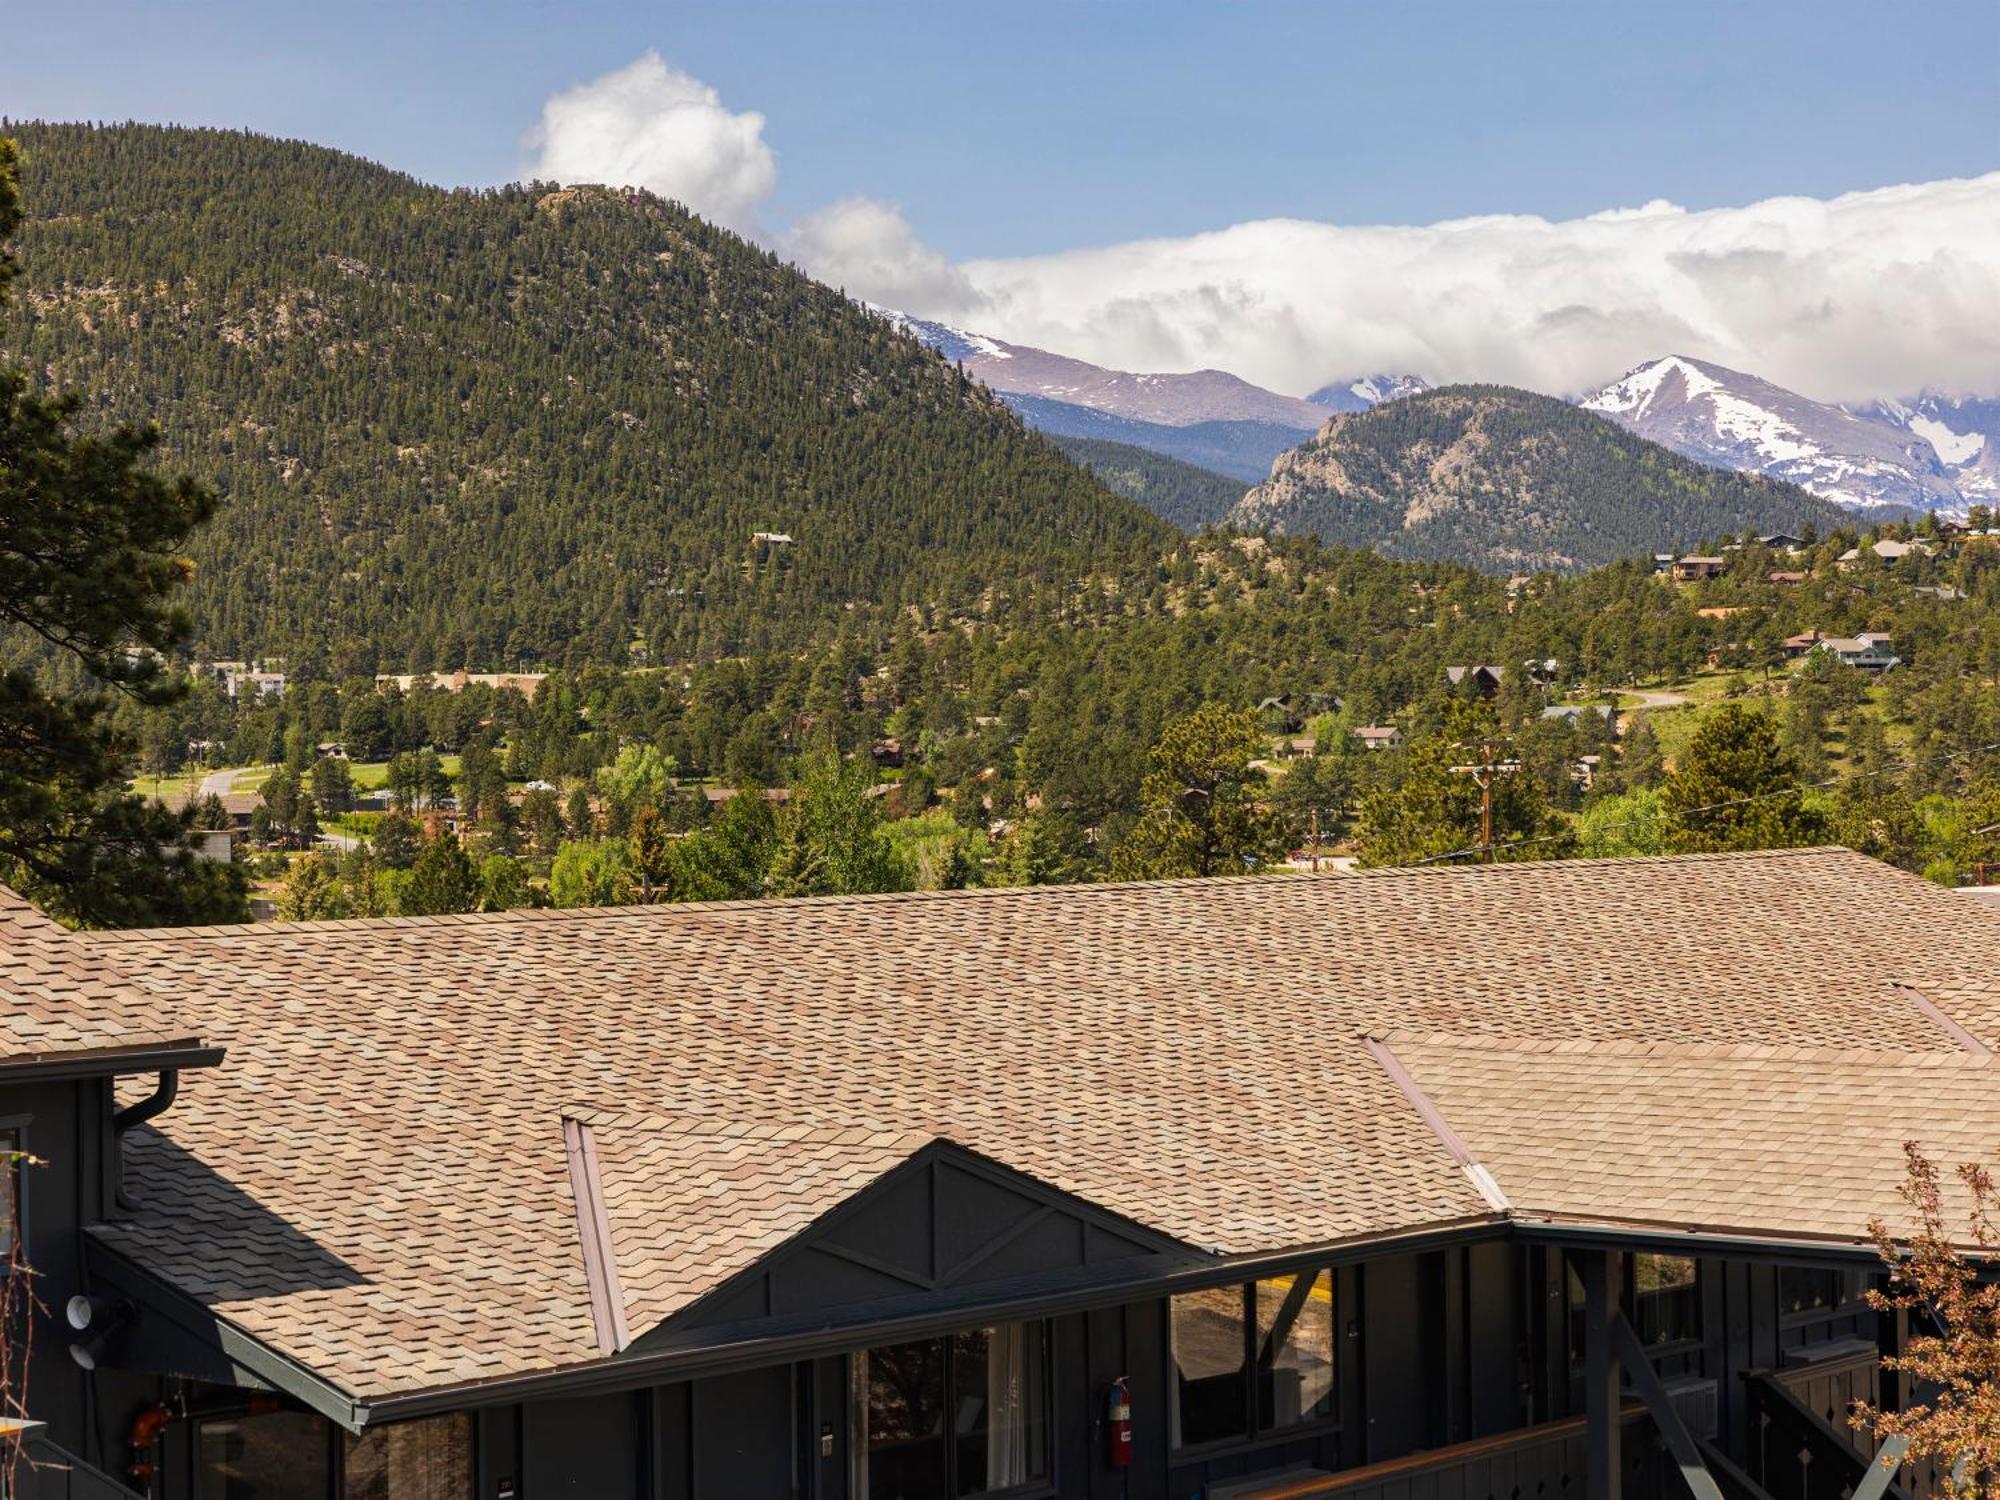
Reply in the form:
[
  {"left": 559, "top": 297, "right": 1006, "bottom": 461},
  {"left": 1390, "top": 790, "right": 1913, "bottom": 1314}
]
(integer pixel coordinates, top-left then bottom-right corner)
[
  {"left": 849, "top": 1321, "right": 1057, "bottom": 1500},
  {"left": 0, "top": 1116, "right": 32, "bottom": 1262},
  {"left": 1169, "top": 1269, "right": 1341, "bottom": 1457},
  {"left": 1776, "top": 1266, "right": 1869, "bottom": 1328},
  {"left": 1566, "top": 1253, "right": 1706, "bottom": 1367},
  {"left": 1630, "top": 1253, "right": 1704, "bottom": 1353},
  {"left": 189, "top": 1406, "right": 475, "bottom": 1500}
]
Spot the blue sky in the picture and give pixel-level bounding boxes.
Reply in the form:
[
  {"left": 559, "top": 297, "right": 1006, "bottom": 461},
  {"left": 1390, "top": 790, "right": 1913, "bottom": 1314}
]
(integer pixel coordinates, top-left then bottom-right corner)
[
  {"left": 6, "top": 0, "right": 1997, "bottom": 400},
  {"left": 5, "top": 0, "right": 1996, "bottom": 260}
]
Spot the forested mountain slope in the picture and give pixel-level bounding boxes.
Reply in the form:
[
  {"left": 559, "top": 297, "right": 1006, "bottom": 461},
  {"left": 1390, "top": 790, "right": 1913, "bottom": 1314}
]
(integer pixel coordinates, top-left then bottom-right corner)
[
  {"left": 1048, "top": 435, "right": 1246, "bottom": 528},
  {"left": 1233, "top": 385, "right": 1851, "bottom": 572},
  {"left": 1, "top": 123, "right": 1170, "bottom": 672}
]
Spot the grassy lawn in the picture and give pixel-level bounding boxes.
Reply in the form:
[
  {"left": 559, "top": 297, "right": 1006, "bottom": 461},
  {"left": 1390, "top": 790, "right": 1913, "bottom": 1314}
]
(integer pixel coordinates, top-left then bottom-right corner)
[{"left": 131, "top": 771, "right": 201, "bottom": 802}]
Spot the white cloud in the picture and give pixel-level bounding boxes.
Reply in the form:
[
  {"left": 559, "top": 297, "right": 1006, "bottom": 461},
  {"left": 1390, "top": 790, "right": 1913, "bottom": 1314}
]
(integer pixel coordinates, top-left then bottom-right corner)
[
  {"left": 785, "top": 197, "right": 985, "bottom": 319},
  {"left": 519, "top": 60, "right": 2000, "bottom": 404},
  {"left": 521, "top": 52, "right": 776, "bottom": 236},
  {"left": 940, "top": 174, "right": 2000, "bottom": 403}
]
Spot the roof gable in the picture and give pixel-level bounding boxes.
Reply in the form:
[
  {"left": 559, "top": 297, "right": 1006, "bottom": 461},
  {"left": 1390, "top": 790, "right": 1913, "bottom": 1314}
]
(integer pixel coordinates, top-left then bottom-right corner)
[{"left": 568, "top": 1112, "right": 1201, "bottom": 1353}]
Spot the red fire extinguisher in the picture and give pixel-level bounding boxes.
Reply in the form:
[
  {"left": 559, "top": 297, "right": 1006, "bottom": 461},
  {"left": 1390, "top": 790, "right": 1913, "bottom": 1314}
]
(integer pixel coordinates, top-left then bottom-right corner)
[{"left": 1106, "top": 1376, "right": 1132, "bottom": 1468}]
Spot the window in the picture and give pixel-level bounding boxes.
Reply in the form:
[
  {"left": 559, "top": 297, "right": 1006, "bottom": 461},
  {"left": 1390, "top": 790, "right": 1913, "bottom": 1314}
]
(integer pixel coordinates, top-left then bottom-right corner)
[
  {"left": 0, "top": 1126, "right": 22, "bottom": 1262},
  {"left": 854, "top": 1323, "right": 1050, "bottom": 1499},
  {"left": 1566, "top": 1255, "right": 1703, "bottom": 1361},
  {"left": 342, "top": 1413, "right": 473, "bottom": 1500},
  {"left": 1256, "top": 1272, "right": 1336, "bottom": 1429},
  {"left": 1171, "top": 1285, "right": 1248, "bottom": 1447},
  {"left": 1778, "top": 1267, "right": 1861, "bottom": 1320},
  {"left": 1173, "top": 1271, "right": 1336, "bottom": 1449},
  {"left": 1634, "top": 1255, "right": 1701, "bottom": 1346},
  {"left": 196, "top": 1411, "right": 332, "bottom": 1500}
]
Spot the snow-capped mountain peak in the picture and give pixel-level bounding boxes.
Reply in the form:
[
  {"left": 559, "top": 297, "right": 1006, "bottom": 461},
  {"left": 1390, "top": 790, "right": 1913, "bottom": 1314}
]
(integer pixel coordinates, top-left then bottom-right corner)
[
  {"left": 866, "top": 304, "right": 1011, "bottom": 363},
  {"left": 1581, "top": 355, "right": 1960, "bottom": 513},
  {"left": 1306, "top": 373, "right": 1432, "bottom": 413},
  {"left": 1855, "top": 392, "right": 1998, "bottom": 501}
]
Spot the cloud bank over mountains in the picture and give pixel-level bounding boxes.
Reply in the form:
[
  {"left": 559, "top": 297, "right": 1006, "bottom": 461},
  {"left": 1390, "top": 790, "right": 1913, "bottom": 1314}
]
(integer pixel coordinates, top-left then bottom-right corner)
[{"left": 524, "top": 55, "right": 2000, "bottom": 405}]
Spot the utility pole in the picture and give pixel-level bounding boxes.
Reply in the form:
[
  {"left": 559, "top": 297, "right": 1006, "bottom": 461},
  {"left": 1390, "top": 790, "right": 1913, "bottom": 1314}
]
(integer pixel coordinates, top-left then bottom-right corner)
[
  {"left": 1309, "top": 806, "right": 1320, "bottom": 873},
  {"left": 1449, "top": 739, "right": 1520, "bottom": 864}
]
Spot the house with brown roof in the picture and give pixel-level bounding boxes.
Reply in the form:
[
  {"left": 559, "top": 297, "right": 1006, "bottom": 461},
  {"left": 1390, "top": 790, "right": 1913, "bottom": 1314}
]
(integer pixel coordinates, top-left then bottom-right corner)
[{"left": 5, "top": 850, "right": 2000, "bottom": 1498}]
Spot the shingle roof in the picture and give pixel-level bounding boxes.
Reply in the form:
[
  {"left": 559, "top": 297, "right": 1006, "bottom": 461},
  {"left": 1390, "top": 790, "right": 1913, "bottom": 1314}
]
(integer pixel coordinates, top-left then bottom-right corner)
[
  {"left": 1383, "top": 1033, "right": 2000, "bottom": 1246},
  {"left": 577, "top": 1111, "right": 938, "bottom": 1343},
  {"left": 0, "top": 885, "right": 203, "bottom": 1066},
  {"left": 79, "top": 848, "right": 2000, "bottom": 1405}
]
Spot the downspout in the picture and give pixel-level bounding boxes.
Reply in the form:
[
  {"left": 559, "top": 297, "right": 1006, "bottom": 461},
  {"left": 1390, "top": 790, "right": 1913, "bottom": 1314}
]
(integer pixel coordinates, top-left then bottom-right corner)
[{"left": 112, "top": 1070, "right": 180, "bottom": 1211}]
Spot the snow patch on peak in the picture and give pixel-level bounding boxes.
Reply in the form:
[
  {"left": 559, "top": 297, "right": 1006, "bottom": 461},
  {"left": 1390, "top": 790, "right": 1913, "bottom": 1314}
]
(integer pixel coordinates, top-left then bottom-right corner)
[
  {"left": 867, "top": 304, "right": 1010, "bottom": 362},
  {"left": 1582, "top": 356, "right": 1966, "bottom": 512},
  {"left": 1306, "top": 373, "right": 1431, "bottom": 413},
  {"left": 1906, "top": 413, "right": 1985, "bottom": 467}
]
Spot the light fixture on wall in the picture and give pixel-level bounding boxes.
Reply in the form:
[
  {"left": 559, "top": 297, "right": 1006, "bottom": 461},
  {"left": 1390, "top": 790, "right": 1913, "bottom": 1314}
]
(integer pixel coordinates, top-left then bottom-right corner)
[{"left": 66, "top": 1294, "right": 135, "bottom": 1370}]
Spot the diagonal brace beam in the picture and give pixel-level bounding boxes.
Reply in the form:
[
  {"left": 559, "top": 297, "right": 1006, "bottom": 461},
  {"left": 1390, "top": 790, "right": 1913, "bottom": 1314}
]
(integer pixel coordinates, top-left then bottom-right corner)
[
  {"left": 1611, "top": 1312, "right": 1723, "bottom": 1500},
  {"left": 1849, "top": 1436, "right": 1912, "bottom": 1500}
]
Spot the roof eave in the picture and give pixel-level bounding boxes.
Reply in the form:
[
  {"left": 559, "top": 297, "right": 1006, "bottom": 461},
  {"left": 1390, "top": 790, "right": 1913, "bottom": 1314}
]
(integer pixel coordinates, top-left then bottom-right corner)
[
  {"left": 1511, "top": 1214, "right": 1889, "bottom": 1269},
  {"left": 0, "top": 1040, "right": 223, "bottom": 1084},
  {"left": 358, "top": 1213, "right": 1509, "bottom": 1425}
]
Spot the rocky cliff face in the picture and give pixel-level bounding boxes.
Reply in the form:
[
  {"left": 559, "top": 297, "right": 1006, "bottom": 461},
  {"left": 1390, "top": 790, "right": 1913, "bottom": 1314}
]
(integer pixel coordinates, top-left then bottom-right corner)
[{"left": 1231, "top": 385, "right": 1848, "bottom": 572}]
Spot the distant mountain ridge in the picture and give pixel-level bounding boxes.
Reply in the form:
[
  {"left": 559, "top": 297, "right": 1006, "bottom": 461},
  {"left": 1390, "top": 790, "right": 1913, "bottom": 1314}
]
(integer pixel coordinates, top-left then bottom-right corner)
[
  {"left": 1581, "top": 355, "right": 1963, "bottom": 514},
  {"left": 875, "top": 308, "right": 1427, "bottom": 480},
  {"left": 1232, "top": 384, "right": 1849, "bottom": 573},
  {"left": 1307, "top": 373, "right": 1432, "bottom": 413},
  {"left": 1047, "top": 436, "right": 1247, "bottom": 530}
]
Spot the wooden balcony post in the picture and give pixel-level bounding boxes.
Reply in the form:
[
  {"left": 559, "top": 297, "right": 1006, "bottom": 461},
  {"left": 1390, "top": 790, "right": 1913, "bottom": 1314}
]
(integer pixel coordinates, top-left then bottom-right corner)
[{"left": 1580, "top": 1250, "right": 1622, "bottom": 1500}]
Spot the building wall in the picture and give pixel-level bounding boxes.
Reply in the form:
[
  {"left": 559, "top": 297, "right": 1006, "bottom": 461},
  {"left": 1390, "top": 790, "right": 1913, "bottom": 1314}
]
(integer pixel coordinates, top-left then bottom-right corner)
[
  {"left": 3, "top": 1076, "right": 116, "bottom": 1456},
  {"left": 88, "top": 1239, "right": 1884, "bottom": 1500}
]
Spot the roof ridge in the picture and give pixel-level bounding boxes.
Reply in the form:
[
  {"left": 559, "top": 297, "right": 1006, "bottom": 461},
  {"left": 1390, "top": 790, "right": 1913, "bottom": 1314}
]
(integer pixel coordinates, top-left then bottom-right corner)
[
  {"left": 86, "top": 845, "right": 1876, "bottom": 945},
  {"left": 1376, "top": 1030, "right": 1986, "bottom": 1065}
]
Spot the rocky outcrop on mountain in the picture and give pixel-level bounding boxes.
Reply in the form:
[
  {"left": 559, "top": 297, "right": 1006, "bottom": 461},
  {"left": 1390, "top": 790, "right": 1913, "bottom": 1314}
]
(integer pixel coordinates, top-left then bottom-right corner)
[{"left": 1230, "top": 385, "right": 1848, "bottom": 572}]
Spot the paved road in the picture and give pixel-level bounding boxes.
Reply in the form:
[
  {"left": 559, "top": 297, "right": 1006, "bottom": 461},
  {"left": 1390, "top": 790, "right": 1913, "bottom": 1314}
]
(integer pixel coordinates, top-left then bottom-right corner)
[
  {"left": 195, "top": 766, "right": 240, "bottom": 798},
  {"left": 1625, "top": 688, "right": 1690, "bottom": 711}
]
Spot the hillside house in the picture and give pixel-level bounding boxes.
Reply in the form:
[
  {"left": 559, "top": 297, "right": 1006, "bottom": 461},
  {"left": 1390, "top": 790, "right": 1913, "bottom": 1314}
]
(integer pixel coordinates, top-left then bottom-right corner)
[
  {"left": 374, "top": 672, "right": 548, "bottom": 699},
  {"left": 1766, "top": 570, "right": 1808, "bottom": 586},
  {"left": 1670, "top": 556, "right": 1726, "bottom": 581},
  {"left": 218, "top": 666, "right": 287, "bottom": 700},
  {"left": 3, "top": 851, "right": 2000, "bottom": 1499},
  {"left": 1836, "top": 539, "right": 1933, "bottom": 570},
  {"left": 1443, "top": 665, "right": 1502, "bottom": 698},
  {"left": 1353, "top": 725, "right": 1402, "bottom": 752},
  {"left": 1809, "top": 633, "right": 1901, "bottom": 672}
]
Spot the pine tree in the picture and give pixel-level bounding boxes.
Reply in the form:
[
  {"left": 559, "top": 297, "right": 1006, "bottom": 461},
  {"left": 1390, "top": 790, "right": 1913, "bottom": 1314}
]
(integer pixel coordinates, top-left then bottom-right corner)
[
  {"left": 0, "top": 136, "right": 244, "bottom": 926},
  {"left": 401, "top": 832, "right": 481, "bottom": 916},
  {"left": 1109, "top": 706, "right": 1286, "bottom": 880},
  {"left": 765, "top": 747, "right": 903, "bottom": 897},
  {"left": 1661, "top": 704, "right": 1826, "bottom": 854}
]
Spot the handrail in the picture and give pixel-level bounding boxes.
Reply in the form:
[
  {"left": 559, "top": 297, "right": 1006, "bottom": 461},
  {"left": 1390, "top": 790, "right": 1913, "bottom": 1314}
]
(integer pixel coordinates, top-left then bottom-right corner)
[
  {"left": 14, "top": 1436, "right": 146, "bottom": 1500},
  {"left": 1744, "top": 1369, "right": 1913, "bottom": 1500}
]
